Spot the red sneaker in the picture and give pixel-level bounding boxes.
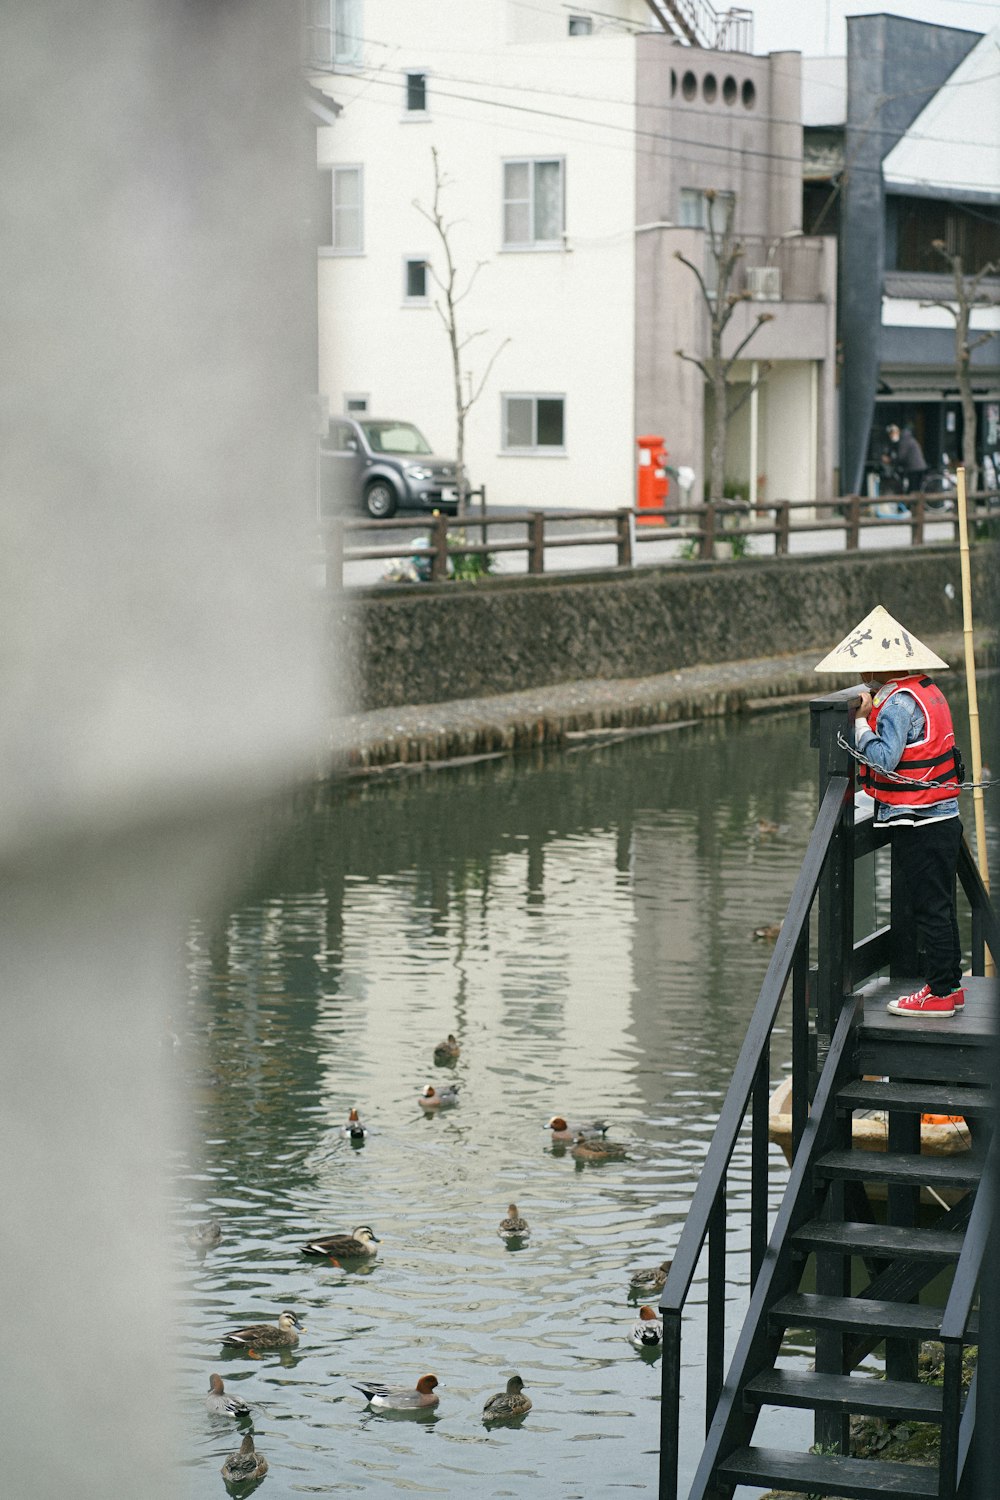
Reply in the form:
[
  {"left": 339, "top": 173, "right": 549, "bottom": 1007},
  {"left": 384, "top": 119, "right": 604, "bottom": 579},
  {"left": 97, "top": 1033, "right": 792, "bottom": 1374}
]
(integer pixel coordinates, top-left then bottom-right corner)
[{"left": 887, "top": 985, "right": 962, "bottom": 1017}]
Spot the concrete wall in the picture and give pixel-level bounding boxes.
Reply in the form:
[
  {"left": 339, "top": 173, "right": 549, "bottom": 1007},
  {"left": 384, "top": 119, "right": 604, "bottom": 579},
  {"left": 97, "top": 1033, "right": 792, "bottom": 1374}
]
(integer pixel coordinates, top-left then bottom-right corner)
[{"left": 340, "top": 547, "right": 993, "bottom": 712}]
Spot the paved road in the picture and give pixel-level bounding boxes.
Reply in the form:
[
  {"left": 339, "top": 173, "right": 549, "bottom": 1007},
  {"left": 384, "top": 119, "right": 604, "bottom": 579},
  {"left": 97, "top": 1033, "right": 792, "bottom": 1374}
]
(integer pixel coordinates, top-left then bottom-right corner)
[{"left": 326, "top": 506, "right": 960, "bottom": 589}]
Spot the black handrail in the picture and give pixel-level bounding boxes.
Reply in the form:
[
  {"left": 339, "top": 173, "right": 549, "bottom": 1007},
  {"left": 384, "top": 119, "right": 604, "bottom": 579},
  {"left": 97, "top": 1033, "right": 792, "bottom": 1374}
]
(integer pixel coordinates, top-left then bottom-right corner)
[
  {"left": 657, "top": 689, "right": 998, "bottom": 1499},
  {"left": 939, "top": 1132, "right": 996, "bottom": 1499},
  {"left": 657, "top": 766, "right": 849, "bottom": 1498}
]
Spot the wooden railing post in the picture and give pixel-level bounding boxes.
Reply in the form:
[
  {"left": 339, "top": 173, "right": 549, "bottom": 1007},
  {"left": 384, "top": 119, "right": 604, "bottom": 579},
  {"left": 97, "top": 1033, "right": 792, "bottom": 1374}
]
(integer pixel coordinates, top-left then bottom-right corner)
[
  {"left": 700, "top": 500, "right": 717, "bottom": 560},
  {"left": 776, "top": 501, "right": 790, "bottom": 555},
  {"left": 430, "top": 511, "right": 449, "bottom": 582},
  {"left": 324, "top": 519, "right": 344, "bottom": 591},
  {"left": 845, "top": 494, "right": 861, "bottom": 550},
  {"left": 528, "top": 511, "right": 545, "bottom": 574},
  {"left": 616, "top": 509, "right": 633, "bottom": 569},
  {"left": 911, "top": 493, "right": 926, "bottom": 547}
]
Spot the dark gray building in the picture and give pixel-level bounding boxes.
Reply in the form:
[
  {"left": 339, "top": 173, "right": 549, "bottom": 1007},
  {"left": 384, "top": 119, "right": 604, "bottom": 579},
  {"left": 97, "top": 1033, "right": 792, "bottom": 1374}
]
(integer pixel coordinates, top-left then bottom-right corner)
[{"left": 830, "top": 14, "right": 1000, "bottom": 494}]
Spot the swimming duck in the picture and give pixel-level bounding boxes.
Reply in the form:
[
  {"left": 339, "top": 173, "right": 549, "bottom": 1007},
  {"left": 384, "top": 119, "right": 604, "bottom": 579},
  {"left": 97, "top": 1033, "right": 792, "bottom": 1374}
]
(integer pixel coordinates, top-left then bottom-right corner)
[
  {"left": 752, "top": 922, "right": 783, "bottom": 942},
  {"left": 300, "top": 1224, "right": 380, "bottom": 1259},
  {"left": 482, "top": 1374, "right": 531, "bottom": 1422},
  {"left": 571, "top": 1133, "right": 626, "bottom": 1163},
  {"left": 221, "top": 1432, "right": 268, "bottom": 1485},
  {"left": 627, "top": 1259, "right": 672, "bottom": 1296},
  {"left": 220, "top": 1309, "right": 305, "bottom": 1352},
  {"left": 352, "top": 1373, "right": 440, "bottom": 1411},
  {"left": 206, "top": 1373, "right": 251, "bottom": 1418},
  {"left": 629, "top": 1305, "right": 664, "bottom": 1349},
  {"left": 547, "top": 1115, "right": 608, "bottom": 1142},
  {"left": 433, "top": 1033, "right": 461, "bottom": 1062},
  {"left": 418, "top": 1083, "right": 459, "bottom": 1110},
  {"left": 187, "top": 1221, "right": 222, "bottom": 1251},
  {"left": 342, "top": 1107, "right": 368, "bottom": 1141},
  {"left": 756, "top": 819, "right": 790, "bottom": 838},
  {"left": 498, "top": 1203, "right": 530, "bottom": 1238}
]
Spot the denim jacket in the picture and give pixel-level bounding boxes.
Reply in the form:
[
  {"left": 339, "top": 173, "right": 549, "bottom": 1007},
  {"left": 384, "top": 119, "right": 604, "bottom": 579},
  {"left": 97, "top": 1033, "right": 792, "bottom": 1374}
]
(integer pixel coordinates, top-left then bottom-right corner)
[{"left": 855, "top": 688, "right": 959, "bottom": 824}]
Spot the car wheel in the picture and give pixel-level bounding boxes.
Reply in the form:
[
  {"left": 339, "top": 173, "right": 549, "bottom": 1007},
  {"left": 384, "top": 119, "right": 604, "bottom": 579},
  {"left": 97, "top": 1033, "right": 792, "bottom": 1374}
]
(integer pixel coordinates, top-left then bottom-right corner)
[{"left": 364, "top": 479, "right": 398, "bottom": 519}]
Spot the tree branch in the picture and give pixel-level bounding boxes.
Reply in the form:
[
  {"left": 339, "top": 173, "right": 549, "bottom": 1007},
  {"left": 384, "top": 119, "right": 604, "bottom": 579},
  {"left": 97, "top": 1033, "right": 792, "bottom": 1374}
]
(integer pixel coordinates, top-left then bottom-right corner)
[{"left": 675, "top": 348, "right": 710, "bottom": 380}]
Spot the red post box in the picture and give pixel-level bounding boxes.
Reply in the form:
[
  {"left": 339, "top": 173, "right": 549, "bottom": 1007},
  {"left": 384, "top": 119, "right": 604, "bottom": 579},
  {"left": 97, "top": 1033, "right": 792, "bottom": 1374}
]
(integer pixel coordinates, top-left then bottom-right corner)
[{"left": 636, "top": 434, "right": 669, "bottom": 525}]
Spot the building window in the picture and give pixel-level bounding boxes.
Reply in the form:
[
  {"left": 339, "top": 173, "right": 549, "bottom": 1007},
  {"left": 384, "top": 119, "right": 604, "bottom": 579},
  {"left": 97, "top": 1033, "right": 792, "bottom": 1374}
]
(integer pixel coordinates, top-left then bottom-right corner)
[
  {"left": 568, "top": 14, "right": 593, "bottom": 34},
  {"left": 344, "top": 393, "right": 369, "bottom": 414},
  {"left": 404, "top": 257, "right": 429, "bottom": 302},
  {"left": 405, "top": 71, "right": 427, "bottom": 112},
  {"left": 320, "top": 165, "right": 362, "bottom": 252},
  {"left": 503, "top": 159, "right": 565, "bottom": 248},
  {"left": 502, "top": 395, "right": 565, "bottom": 452},
  {"left": 679, "top": 188, "right": 734, "bottom": 235},
  {"left": 304, "top": 0, "right": 363, "bottom": 68}
]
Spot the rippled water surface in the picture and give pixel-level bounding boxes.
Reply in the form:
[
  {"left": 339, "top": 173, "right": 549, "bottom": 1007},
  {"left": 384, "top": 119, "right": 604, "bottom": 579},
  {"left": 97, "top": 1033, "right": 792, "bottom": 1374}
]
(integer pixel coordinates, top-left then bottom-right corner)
[{"left": 174, "top": 685, "right": 997, "bottom": 1497}]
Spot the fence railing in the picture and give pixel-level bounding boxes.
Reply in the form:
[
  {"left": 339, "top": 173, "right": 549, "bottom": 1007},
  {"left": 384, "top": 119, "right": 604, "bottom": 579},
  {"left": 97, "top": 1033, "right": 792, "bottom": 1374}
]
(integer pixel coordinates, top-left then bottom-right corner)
[{"left": 319, "top": 492, "right": 1000, "bottom": 589}]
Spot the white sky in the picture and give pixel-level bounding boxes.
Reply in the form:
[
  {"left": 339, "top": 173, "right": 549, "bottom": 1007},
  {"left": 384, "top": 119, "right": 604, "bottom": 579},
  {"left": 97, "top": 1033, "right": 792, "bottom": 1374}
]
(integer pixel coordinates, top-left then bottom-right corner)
[{"left": 748, "top": 0, "right": 1000, "bottom": 57}]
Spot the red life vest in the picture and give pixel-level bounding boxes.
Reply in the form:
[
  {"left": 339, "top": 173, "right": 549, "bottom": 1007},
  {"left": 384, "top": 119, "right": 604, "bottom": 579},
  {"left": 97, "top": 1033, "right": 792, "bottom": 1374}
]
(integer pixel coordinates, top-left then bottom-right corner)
[{"left": 860, "top": 675, "right": 958, "bottom": 807}]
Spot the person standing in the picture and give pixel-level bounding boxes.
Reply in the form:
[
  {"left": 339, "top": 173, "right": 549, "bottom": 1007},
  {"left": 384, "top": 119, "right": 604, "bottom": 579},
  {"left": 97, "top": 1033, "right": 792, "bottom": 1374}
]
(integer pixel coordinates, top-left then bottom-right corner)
[
  {"left": 815, "top": 605, "right": 964, "bottom": 1016},
  {"left": 887, "top": 423, "right": 927, "bottom": 493}
]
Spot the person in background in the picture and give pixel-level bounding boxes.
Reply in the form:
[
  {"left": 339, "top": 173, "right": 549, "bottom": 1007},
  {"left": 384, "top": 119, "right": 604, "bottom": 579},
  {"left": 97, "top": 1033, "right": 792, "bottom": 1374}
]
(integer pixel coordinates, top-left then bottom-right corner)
[
  {"left": 815, "top": 604, "right": 964, "bottom": 1017},
  {"left": 887, "top": 423, "right": 927, "bottom": 494}
]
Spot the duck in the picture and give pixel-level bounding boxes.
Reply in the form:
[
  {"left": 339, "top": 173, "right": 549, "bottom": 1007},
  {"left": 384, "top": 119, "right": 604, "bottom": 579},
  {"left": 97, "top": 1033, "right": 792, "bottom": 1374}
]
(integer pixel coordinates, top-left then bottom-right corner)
[
  {"left": 482, "top": 1374, "right": 531, "bottom": 1422},
  {"left": 571, "top": 1133, "right": 626, "bottom": 1163},
  {"left": 498, "top": 1203, "right": 530, "bottom": 1239},
  {"left": 342, "top": 1107, "right": 368, "bottom": 1141},
  {"left": 221, "top": 1432, "right": 268, "bottom": 1485},
  {"left": 220, "top": 1309, "right": 305, "bottom": 1352},
  {"left": 547, "top": 1115, "right": 608, "bottom": 1142},
  {"left": 206, "top": 1372, "right": 251, "bottom": 1418},
  {"left": 352, "top": 1373, "right": 440, "bottom": 1411},
  {"left": 752, "top": 922, "right": 783, "bottom": 942},
  {"left": 756, "top": 819, "right": 789, "bottom": 837},
  {"left": 433, "top": 1033, "right": 461, "bottom": 1062},
  {"left": 300, "top": 1224, "right": 380, "bottom": 1259},
  {"left": 629, "top": 1305, "right": 664, "bottom": 1349},
  {"left": 187, "top": 1221, "right": 222, "bottom": 1251},
  {"left": 627, "top": 1259, "right": 672, "bottom": 1296},
  {"left": 418, "top": 1083, "right": 459, "bottom": 1110}
]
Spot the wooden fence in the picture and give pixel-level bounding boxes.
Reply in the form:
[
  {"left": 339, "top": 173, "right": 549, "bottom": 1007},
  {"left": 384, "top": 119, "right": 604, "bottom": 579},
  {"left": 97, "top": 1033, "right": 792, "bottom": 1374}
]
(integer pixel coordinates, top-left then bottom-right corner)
[{"left": 320, "top": 493, "right": 1000, "bottom": 588}]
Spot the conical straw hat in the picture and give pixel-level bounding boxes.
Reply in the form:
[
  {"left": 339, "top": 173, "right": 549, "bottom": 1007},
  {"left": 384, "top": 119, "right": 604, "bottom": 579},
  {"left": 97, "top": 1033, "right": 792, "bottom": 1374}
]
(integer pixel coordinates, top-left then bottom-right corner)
[{"left": 814, "top": 605, "right": 949, "bottom": 674}]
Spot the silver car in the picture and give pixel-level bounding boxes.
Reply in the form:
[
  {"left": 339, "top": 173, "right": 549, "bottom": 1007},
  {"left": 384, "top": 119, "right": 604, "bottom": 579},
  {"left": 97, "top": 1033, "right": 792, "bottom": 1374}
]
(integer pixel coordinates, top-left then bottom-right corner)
[{"left": 320, "top": 417, "right": 461, "bottom": 519}]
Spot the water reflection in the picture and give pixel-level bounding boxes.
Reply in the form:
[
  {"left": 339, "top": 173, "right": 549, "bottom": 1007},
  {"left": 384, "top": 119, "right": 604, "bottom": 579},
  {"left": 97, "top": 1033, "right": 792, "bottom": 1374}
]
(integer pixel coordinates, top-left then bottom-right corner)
[{"left": 176, "top": 685, "right": 997, "bottom": 1497}]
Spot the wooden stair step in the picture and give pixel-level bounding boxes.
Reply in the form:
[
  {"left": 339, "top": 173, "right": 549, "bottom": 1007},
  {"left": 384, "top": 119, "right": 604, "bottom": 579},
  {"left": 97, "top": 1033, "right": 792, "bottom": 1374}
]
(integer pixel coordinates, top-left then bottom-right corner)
[
  {"left": 717, "top": 1445, "right": 939, "bottom": 1499},
  {"left": 816, "top": 1147, "right": 981, "bottom": 1187},
  {"left": 837, "top": 1079, "right": 993, "bottom": 1115},
  {"left": 770, "top": 1291, "right": 970, "bottom": 1340},
  {"left": 744, "top": 1368, "right": 943, "bottom": 1422},
  {"left": 792, "top": 1219, "right": 964, "bottom": 1261}
]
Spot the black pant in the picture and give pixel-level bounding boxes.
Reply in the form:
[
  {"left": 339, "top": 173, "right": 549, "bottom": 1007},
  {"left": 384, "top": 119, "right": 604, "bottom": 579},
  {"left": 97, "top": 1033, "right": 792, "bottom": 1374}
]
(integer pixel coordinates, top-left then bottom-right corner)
[{"left": 891, "top": 817, "right": 962, "bottom": 995}]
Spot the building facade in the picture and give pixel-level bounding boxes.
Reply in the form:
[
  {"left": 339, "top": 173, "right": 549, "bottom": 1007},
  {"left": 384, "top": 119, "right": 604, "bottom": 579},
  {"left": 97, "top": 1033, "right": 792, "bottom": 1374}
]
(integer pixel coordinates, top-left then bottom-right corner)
[{"left": 309, "top": 0, "right": 836, "bottom": 510}]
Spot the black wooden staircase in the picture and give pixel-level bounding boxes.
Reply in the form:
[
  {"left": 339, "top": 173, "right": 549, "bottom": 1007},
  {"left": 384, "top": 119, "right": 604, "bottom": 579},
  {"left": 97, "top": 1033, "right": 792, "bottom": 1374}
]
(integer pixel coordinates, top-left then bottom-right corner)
[{"left": 658, "top": 690, "right": 998, "bottom": 1500}]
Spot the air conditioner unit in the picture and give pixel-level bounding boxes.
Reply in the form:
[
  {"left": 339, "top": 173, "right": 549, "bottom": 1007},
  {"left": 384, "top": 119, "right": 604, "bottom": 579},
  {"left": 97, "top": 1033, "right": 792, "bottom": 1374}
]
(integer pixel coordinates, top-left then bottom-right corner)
[{"left": 747, "top": 266, "right": 782, "bottom": 301}]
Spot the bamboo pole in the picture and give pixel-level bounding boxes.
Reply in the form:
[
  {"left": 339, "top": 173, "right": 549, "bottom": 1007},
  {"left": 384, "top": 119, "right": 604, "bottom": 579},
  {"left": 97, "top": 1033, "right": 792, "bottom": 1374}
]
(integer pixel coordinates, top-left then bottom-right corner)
[{"left": 955, "top": 465, "right": 994, "bottom": 974}]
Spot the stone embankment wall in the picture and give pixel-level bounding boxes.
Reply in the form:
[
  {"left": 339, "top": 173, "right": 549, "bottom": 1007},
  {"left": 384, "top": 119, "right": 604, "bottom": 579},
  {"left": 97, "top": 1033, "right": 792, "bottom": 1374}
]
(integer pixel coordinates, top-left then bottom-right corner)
[{"left": 338, "top": 549, "right": 994, "bottom": 715}]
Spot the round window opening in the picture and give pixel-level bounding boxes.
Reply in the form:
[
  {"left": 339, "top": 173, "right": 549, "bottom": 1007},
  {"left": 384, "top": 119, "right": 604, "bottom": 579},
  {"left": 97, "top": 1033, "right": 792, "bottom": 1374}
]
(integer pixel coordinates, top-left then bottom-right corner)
[
  {"left": 670, "top": 68, "right": 677, "bottom": 98},
  {"left": 703, "top": 73, "right": 717, "bottom": 103},
  {"left": 742, "top": 78, "right": 757, "bottom": 109},
  {"left": 682, "top": 70, "right": 697, "bottom": 101},
  {"left": 723, "top": 75, "right": 737, "bottom": 105}
]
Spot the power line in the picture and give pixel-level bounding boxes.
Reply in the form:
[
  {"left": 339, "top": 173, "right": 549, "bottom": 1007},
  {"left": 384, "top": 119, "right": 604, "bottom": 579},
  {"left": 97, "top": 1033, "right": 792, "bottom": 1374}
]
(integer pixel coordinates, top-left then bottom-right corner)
[{"left": 318, "top": 64, "right": 1000, "bottom": 195}]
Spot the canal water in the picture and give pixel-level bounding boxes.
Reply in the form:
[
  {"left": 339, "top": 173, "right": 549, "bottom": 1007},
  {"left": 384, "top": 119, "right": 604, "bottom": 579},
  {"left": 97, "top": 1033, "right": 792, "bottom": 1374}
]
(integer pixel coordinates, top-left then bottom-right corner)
[{"left": 174, "top": 683, "right": 997, "bottom": 1498}]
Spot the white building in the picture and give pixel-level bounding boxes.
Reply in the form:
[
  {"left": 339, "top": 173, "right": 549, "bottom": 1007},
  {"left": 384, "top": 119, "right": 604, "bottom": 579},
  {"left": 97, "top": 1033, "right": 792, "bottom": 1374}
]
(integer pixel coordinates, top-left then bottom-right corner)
[{"left": 309, "top": 1, "right": 837, "bottom": 510}]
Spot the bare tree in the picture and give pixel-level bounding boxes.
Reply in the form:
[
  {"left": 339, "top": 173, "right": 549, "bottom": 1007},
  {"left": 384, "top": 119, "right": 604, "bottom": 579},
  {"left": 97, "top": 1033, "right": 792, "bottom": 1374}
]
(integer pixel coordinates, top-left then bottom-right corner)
[
  {"left": 923, "top": 241, "right": 999, "bottom": 492},
  {"left": 414, "top": 147, "right": 509, "bottom": 515},
  {"left": 674, "top": 192, "right": 774, "bottom": 504}
]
